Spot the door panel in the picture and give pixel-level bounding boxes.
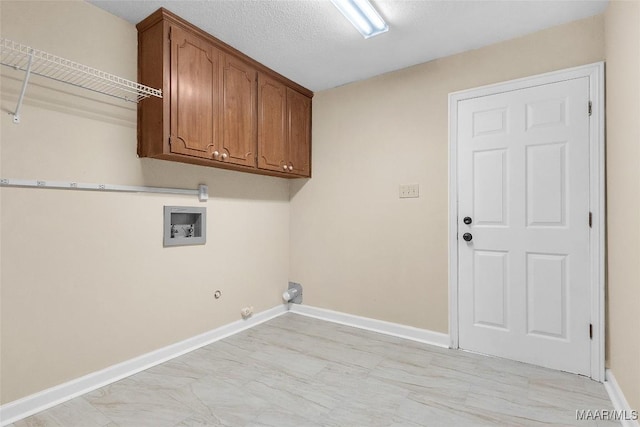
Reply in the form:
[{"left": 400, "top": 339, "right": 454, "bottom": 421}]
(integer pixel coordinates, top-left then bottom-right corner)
[
  {"left": 526, "top": 143, "right": 567, "bottom": 226},
  {"left": 472, "top": 108, "right": 508, "bottom": 137},
  {"left": 170, "top": 26, "right": 221, "bottom": 158},
  {"left": 526, "top": 98, "right": 566, "bottom": 130},
  {"left": 287, "top": 88, "right": 311, "bottom": 177},
  {"left": 526, "top": 253, "right": 567, "bottom": 339},
  {"left": 473, "top": 149, "right": 508, "bottom": 226},
  {"left": 458, "top": 77, "right": 590, "bottom": 375},
  {"left": 473, "top": 250, "right": 508, "bottom": 329},
  {"left": 222, "top": 55, "right": 257, "bottom": 167},
  {"left": 257, "top": 74, "right": 287, "bottom": 172}
]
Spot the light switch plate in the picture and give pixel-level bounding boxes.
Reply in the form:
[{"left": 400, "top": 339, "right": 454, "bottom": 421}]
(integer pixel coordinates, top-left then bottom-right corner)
[{"left": 399, "top": 184, "right": 419, "bottom": 198}]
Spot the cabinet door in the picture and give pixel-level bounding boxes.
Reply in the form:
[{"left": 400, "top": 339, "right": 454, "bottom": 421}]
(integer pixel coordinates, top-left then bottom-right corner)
[
  {"left": 287, "top": 88, "right": 311, "bottom": 177},
  {"left": 257, "top": 74, "right": 288, "bottom": 173},
  {"left": 170, "top": 25, "right": 221, "bottom": 159},
  {"left": 221, "top": 55, "right": 257, "bottom": 167}
]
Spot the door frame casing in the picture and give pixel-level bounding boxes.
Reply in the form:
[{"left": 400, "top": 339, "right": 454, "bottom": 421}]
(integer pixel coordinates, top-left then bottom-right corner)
[{"left": 447, "top": 62, "right": 605, "bottom": 381}]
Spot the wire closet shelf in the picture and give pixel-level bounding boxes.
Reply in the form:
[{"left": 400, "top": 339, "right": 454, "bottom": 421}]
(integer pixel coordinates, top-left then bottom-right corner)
[{"left": 0, "top": 38, "right": 162, "bottom": 104}]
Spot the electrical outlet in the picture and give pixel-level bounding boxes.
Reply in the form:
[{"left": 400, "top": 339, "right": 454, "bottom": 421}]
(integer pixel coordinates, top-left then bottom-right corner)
[{"left": 399, "top": 184, "right": 419, "bottom": 198}]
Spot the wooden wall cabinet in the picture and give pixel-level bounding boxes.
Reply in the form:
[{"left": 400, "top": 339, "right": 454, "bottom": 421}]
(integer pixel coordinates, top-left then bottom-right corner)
[
  {"left": 137, "top": 8, "right": 312, "bottom": 178},
  {"left": 257, "top": 74, "right": 311, "bottom": 176}
]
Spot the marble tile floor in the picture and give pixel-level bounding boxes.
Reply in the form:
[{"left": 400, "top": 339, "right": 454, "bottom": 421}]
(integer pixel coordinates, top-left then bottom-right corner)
[{"left": 8, "top": 313, "right": 618, "bottom": 427}]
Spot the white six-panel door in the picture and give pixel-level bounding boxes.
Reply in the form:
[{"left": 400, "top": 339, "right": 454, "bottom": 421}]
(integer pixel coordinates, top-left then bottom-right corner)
[{"left": 457, "top": 77, "right": 592, "bottom": 375}]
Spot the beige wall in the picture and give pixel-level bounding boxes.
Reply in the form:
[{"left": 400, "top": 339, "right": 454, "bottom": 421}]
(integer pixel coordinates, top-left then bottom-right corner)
[
  {"left": 0, "top": 1, "right": 290, "bottom": 404},
  {"left": 290, "top": 15, "right": 605, "bottom": 332},
  {"left": 605, "top": 0, "right": 640, "bottom": 411}
]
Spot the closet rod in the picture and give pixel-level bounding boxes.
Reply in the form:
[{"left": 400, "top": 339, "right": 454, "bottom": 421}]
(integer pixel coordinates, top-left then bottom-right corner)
[{"left": 0, "top": 178, "right": 208, "bottom": 202}]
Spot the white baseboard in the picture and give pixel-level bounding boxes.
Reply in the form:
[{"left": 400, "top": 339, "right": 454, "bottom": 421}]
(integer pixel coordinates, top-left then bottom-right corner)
[
  {"left": 0, "top": 305, "right": 288, "bottom": 426},
  {"left": 288, "top": 304, "right": 450, "bottom": 348},
  {"left": 604, "top": 369, "right": 640, "bottom": 427}
]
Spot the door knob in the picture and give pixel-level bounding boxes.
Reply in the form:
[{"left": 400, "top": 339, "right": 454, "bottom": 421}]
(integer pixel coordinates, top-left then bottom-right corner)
[
  {"left": 288, "top": 164, "right": 293, "bottom": 171},
  {"left": 463, "top": 233, "right": 473, "bottom": 242},
  {"left": 221, "top": 153, "right": 228, "bottom": 160},
  {"left": 463, "top": 216, "right": 472, "bottom": 225},
  {"left": 213, "top": 151, "right": 220, "bottom": 158},
  {"left": 283, "top": 165, "right": 288, "bottom": 171}
]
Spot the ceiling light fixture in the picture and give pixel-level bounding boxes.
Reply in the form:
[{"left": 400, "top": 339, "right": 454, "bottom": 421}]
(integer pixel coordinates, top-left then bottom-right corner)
[{"left": 330, "top": 0, "right": 389, "bottom": 39}]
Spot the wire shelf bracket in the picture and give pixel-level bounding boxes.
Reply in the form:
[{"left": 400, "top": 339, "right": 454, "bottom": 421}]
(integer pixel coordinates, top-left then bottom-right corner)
[
  {"left": 0, "top": 38, "right": 163, "bottom": 124},
  {"left": 0, "top": 178, "right": 208, "bottom": 202},
  {"left": 12, "top": 49, "right": 33, "bottom": 123}
]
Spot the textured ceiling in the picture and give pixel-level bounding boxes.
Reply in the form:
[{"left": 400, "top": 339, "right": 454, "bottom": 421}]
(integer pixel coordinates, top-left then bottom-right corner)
[{"left": 89, "top": 0, "right": 608, "bottom": 92}]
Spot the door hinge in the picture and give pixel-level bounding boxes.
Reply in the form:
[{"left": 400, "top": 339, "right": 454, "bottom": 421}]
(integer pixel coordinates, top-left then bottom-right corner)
[
  {"left": 588, "top": 101, "right": 592, "bottom": 116},
  {"left": 168, "top": 137, "right": 171, "bottom": 147},
  {"left": 589, "top": 323, "right": 593, "bottom": 339},
  {"left": 589, "top": 212, "right": 592, "bottom": 228}
]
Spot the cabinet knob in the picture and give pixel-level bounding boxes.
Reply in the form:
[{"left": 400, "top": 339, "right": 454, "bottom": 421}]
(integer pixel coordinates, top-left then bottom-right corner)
[
  {"left": 213, "top": 151, "right": 220, "bottom": 158},
  {"left": 283, "top": 165, "right": 288, "bottom": 171},
  {"left": 288, "top": 165, "right": 293, "bottom": 171},
  {"left": 221, "top": 153, "right": 228, "bottom": 160}
]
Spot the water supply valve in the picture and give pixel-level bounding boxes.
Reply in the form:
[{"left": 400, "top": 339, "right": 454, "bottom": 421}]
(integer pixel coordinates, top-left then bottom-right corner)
[{"left": 283, "top": 282, "right": 303, "bottom": 304}]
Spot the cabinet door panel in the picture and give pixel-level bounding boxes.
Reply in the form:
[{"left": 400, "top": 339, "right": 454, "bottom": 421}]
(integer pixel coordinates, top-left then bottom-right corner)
[
  {"left": 170, "top": 26, "right": 220, "bottom": 158},
  {"left": 287, "top": 88, "right": 311, "bottom": 177},
  {"left": 222, "top": 55, "right": 257, "bottom": 167},
  {"left": 257, "top": 74, "right": 287, "bottom": 172}
]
